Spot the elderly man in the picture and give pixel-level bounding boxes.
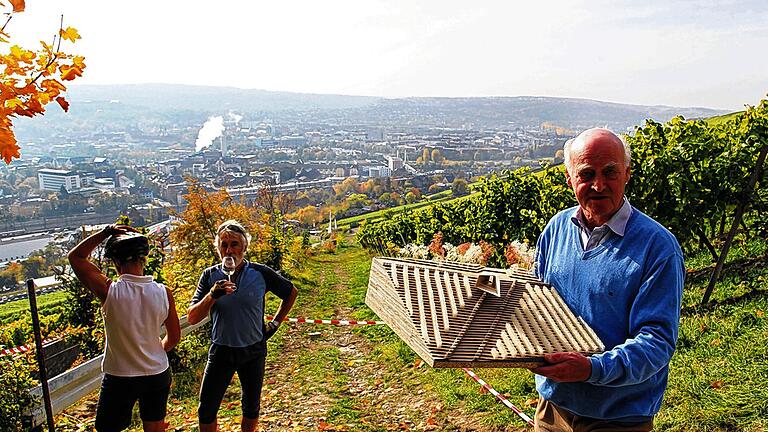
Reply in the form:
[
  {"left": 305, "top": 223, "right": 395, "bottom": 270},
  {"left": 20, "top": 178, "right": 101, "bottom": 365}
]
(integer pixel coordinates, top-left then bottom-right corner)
[
  {"left": 188, "top": 220, "right": 298, "bottom": 432},
  {"left": 531, "top": 128, "right": 684, "bottom": 431}
]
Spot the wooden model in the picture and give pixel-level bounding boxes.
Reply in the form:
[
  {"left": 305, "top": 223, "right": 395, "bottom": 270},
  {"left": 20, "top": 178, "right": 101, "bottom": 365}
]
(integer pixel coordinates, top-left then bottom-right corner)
[{"left": 366, "top": 257, "right": 604, "bottom": 368}]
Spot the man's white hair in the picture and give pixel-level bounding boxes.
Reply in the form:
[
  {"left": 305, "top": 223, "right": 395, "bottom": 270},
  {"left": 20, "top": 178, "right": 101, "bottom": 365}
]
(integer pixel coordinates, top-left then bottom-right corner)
[
  {"left": 563, "top": 128, "right": 631, "bottom": 172},
  {"left": 214, "top": 219, "right": 251, "bottom": 249}
]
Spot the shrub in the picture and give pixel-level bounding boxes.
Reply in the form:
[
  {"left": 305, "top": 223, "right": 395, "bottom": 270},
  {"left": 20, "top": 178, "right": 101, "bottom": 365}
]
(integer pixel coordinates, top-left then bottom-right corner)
[{"left": 0, "top": 356, "right": 36, "bottom": 431}]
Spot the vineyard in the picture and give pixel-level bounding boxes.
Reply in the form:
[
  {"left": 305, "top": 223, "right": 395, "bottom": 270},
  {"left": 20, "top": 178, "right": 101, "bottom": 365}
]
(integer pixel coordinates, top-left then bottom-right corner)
[
  {"left": 357, "top": 98, "right": 768, "bottom": 286},
  {"left": 0, "top": 99, "right": 766, "bottom": 431}
]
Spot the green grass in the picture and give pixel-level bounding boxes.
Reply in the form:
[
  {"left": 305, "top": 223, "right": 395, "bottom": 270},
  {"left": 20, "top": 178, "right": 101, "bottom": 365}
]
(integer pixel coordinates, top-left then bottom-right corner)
[
  {"left": 0, "top": 290, "right": 68, "bottom": 324},
  {"left": 289, "top": 234, "right": 768, "bottom": 431},
  {"left": 705, "top": 111, "right": 744, "bottom": 127},
  {"left": 44, "top": 227, "right": 766, "bottom": 431},
  {"left": 336, "top": 191, "right": 465, "bottom": 229}
]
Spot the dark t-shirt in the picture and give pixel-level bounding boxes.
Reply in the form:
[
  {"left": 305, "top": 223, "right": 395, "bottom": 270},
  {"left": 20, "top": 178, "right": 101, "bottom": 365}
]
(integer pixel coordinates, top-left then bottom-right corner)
[{"left": 191, "top": 260, "right": 293, "bottom": 347}]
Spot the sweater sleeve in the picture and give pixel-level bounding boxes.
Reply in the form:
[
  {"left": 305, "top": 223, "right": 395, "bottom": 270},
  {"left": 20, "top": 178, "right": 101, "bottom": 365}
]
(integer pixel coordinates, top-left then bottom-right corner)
[
  {"left": 534, "top": 218, "right": 553, "bottom": 280},
  {"left": 587, "top": 252, "right": 684, "bottom": 387}
]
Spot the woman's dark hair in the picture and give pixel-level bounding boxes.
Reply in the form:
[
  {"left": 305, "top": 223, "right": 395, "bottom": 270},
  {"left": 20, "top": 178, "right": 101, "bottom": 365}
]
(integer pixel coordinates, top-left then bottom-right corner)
[{"left": 104, "top": 232, "right": 149, "bottom": 264}]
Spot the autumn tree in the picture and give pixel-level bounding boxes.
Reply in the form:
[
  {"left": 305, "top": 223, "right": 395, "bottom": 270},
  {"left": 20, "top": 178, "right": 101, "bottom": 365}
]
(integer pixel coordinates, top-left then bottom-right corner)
[
  {"left": 1, "top": 0, "right": 86, "bottom": 163},
  {"left": 332, "top": 177, "right": 359, "bottom": 197},
  {"left": 554, "top": 149, "right": 564, "bottom": 163},
  {"left": 346, "top": 193, "right": 369, "bottom": 208},
  {"left": 431, "top": 149, "right": 444, "bottom": 165},
  {"left": 164, "top": 182, "right": 306, "bottom": 308},
  {"left": 291, "top": 204, "right": 322, "bottom": 226},
  {"left": 0, "top": 261, "right": 22, "bottom": 288},
  {"left": 452, "top": 178, "right": 469, "bottom": 196}
]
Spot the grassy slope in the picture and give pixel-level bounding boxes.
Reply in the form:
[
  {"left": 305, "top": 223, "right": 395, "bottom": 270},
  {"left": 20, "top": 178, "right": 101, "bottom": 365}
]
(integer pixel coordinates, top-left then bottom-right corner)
[
  {"left": 50, "top": 234, "right": 768, "bottom": 431},
  {"left": 331, "top": 238, "right": 768, "bottom": 431}
]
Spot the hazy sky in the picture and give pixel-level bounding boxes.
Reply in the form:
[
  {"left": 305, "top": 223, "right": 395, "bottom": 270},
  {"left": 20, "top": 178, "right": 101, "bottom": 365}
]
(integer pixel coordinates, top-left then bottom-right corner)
[{"left": 9, "top": 0, "right": 767, "bottom": 110}]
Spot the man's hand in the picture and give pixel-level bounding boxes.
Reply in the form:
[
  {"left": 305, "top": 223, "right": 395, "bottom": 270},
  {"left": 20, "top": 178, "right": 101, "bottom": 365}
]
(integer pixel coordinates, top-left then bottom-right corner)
[
  {"left": 210, "top": 280, "right": 235, "bottom": 299},
  {"left": 264, "top": 320, "right": 280, "bottom": 340},
  {"left": 530, "top": 352, "right": 592, "bottom": 382}
]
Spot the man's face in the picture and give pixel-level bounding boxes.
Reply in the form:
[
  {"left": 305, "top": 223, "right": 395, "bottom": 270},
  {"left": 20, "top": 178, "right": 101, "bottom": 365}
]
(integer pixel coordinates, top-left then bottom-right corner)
[
  {"left": 217, "top": 231, "right": 246, "bottom": 267},
  {"left": 566, "top": 130, "right": 630, "bottom": 229}
]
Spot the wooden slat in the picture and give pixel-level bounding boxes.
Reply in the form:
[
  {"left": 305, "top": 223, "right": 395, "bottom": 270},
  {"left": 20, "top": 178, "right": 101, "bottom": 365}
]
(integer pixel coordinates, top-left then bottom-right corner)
[
  {"left": 414, "top": 267, "right": 429, "bottom": 343},
  {"left": 424, "top": 268, "right": 443, "bottom": 347},
  {"left": 453, "top": 272, "right": 465, "bottom": 307},
  {"left": 443, "top": 271, "right": 458, "bottom": 317},
  {"left": 403, "top": 264, "right": 413, "bottom": 316},
  {"left": 433, "top": 270, "right": 450, "bottom": 329}
]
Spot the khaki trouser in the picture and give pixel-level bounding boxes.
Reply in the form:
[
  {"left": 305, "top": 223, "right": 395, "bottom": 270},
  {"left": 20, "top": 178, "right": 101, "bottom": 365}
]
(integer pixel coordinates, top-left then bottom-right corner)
[{"left": 535, "top": 399, "right": 654, "bottom": 432}]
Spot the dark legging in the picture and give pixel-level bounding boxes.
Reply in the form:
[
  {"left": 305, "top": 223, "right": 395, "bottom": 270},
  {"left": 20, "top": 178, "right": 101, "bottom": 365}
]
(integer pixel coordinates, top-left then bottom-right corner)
[{"left": 197, "top": 341, "right": 267, "bottom": 424}]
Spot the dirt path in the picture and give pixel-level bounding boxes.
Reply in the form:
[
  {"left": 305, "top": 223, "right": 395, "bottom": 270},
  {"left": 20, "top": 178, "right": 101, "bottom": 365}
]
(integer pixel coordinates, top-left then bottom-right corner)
[
  {"left": 255, "top": 253, "right": 518, "bottom": 431},
  {"left": 55, "top": 250, "right": 530, "bottom": 431}
]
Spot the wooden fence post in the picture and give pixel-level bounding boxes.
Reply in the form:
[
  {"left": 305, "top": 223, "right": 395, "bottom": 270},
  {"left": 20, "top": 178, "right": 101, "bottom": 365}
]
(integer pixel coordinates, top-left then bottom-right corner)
[{"left": 27, "top": 278, "right": 56, "bottom": 432}]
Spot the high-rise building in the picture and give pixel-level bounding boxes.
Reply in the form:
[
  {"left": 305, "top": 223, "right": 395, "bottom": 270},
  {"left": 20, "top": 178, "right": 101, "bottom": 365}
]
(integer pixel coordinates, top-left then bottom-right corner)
[{"left": 37, "top": 168, "right": 81, "bottom": 192}]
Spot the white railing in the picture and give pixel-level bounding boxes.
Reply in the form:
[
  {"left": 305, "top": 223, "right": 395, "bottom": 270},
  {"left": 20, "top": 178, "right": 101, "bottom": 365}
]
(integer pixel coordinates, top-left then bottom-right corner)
[{"left": 27, "top": 315, "right": 210, "bottom": 428}]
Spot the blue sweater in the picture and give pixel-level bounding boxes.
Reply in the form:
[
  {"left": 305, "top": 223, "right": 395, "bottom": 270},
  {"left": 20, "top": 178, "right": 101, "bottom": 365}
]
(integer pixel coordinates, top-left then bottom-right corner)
[{"left": 534, "top": 206, "right": 684, "bottom": 421}]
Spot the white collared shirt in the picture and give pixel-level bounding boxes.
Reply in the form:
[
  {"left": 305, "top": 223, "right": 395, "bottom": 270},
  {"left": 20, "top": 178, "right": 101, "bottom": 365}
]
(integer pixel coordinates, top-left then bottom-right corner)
[{"left": 570, "top": 197, "right": 633, "bottom": 251}]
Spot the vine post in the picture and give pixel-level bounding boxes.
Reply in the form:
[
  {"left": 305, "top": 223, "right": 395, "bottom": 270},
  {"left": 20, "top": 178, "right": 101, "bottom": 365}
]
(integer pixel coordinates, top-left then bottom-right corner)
[
  {"left": 26, "top": 278, "right": 55, "bottom": 432},
  {"left": 702, "top": 144, "right": 768, "bottom": 304}
]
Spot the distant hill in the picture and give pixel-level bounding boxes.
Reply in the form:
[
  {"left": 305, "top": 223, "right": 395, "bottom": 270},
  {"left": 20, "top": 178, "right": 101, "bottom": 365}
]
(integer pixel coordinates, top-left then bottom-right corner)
[
  {"left": 67, "top": 84, "right": 381, "bottom": 113},
  {"left": 349, "top": 96, "right": 730, "bottom": 130},
  {"left": 24, "top": 84, "right": 731, "bottom": 132}
]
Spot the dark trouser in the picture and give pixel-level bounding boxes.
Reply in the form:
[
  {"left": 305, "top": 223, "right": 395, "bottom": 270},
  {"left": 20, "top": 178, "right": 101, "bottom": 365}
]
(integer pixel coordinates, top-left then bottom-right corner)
[
  {"left": 197, "top": 341, "right": 267, "bottom": 424},
  {"left": 95, "top": 368, "right": 172, "bottom": 432},
  {"left": 535, "top": 399, "right": 654, "bottom": 432}
]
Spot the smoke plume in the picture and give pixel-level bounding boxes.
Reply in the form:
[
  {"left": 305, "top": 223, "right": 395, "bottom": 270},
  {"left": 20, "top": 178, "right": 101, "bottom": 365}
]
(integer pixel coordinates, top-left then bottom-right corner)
[{"left": 195, "top": 116, "right": 225, "bottom": 152}]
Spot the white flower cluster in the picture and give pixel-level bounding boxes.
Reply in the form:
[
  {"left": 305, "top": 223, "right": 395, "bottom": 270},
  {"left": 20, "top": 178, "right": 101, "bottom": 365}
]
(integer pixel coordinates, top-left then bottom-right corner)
[
  {"left": 398, "top": 241, "right": 487, "bottom": 265},
  {"left": 397, "top": 243, "right": 430, "bottom": 260},
  {"left": 460, "top": 244, "right": 484, "bottom": 264},
  {"left": 507, "top": 240, "right": 536, "bottom": 271}
]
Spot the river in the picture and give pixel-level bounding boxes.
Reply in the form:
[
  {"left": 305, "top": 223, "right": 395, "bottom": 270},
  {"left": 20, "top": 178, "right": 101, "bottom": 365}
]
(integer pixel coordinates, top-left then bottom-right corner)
[{"left": 0, "top": 234, "right": 56, "bottom": 262}]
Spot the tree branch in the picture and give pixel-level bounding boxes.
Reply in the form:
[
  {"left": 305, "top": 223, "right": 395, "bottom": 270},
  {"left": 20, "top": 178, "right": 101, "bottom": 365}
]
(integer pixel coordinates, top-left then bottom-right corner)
[{"left": 1, "top": 13, "right": 12, "bottom": 33}]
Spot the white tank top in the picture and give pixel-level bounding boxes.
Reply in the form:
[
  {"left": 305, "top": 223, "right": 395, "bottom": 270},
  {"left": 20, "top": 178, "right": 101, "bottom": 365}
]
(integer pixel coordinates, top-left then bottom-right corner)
[{"left": 101, "top": 274, "right": 169, "bottom": 376}]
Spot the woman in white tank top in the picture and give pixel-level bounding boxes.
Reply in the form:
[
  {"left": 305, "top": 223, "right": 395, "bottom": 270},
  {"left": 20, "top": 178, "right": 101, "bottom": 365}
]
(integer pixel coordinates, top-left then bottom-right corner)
[{"left": 69, "top": 224, "right": 180, "bottom": 432}]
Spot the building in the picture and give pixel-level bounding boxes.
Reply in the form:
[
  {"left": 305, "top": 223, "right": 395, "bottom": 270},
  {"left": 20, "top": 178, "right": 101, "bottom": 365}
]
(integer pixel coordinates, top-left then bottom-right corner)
[
  {"left": 367, "top": 166, "right": 391, "bottom": 178},
  {"left": 386, "top": 155, "right": 404, "bottom": 172},
  {"left": 37, "top": 169, "right": 81, "bottom": 192}
]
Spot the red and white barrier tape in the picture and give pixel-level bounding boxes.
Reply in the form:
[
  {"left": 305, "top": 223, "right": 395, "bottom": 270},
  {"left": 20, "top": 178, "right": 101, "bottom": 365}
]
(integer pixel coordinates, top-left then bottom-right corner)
[
  {"left": 267, "top": 316, "right": 386, "bottom": 326},
  {"left": 0, "top": 337, "right": 60, "bottom": 357},
  {"left": 462, "top": 368, "right": 535, "bottom": 427}
]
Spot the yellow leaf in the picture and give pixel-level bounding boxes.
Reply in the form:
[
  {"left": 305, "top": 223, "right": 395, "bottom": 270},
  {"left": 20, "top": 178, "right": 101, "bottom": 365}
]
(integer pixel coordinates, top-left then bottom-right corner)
[
  {"left": 59, "top": 64, "right": 83, "bottom": 81},
  {"left": 60, "top": 26, "right": 81, "bottom": 42},
  {"left": 10, "top": 45, "right": 35, "bottom": 62},
  {"left": 5, "top": 98, "right": 24, "bottom": 109}
]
